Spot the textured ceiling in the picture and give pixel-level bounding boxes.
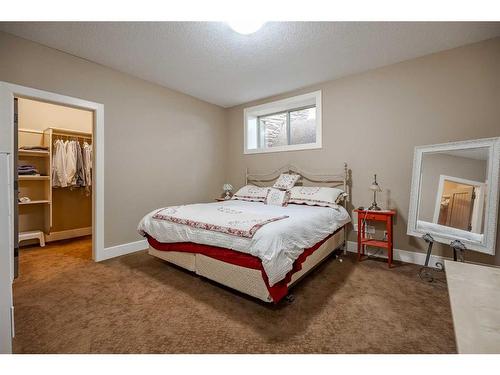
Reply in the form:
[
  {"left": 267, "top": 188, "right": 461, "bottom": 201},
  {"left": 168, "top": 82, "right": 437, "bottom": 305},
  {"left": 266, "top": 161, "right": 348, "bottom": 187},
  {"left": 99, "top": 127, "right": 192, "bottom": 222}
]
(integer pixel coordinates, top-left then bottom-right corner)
[{"left": 1, "top": 22, "right": 499, "bottom": 107}]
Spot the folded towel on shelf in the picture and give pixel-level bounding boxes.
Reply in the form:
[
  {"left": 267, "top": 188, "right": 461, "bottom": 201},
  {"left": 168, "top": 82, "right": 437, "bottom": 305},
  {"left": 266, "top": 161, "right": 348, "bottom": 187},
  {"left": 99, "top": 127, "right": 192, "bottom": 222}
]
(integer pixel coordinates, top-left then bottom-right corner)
[
  {"left": 19, "top": 146, "right": 49, "bottom": 151},
  {"left": 18, "top": 164, "right": 40, "bottom": 175}
]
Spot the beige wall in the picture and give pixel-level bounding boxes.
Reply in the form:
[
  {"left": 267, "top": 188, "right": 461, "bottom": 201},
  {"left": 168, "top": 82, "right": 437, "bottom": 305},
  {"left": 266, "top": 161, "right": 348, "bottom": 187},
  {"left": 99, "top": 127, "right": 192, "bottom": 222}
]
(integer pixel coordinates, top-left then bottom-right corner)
[
  {"left": 226, "top": 37, "right": 500, "bottom": 264},
  {"left": 0, "top": 31, "right": 227, "bottom": 247},
  {"left": 18, "top": 98, "right": 93, "bottom": 132}
]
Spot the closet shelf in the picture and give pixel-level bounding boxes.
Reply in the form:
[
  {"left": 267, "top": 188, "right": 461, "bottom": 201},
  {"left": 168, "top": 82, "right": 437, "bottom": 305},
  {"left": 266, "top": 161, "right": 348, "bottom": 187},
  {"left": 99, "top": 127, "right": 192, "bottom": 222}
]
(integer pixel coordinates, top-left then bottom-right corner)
[
  {"left": 19, "top": 200, "right": 50, "bottom": 206},
  {"left": 18, "top": 175, "right": 50, "bottom": 181},
  {"left": 18, "top": 150, "right": 50, "bottom": 157},
  {"left": 45, "top": 127, "right": 92, "bottom": 138}
]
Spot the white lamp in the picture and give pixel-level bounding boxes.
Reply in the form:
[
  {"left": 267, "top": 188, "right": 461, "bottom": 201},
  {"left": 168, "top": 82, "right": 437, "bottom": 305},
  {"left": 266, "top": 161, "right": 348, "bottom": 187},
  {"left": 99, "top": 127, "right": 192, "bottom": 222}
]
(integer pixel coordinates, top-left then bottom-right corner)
[
  {"left": 223, "top": 183, "right": 233, "bottom": 200},
  {"left": 368, "top": 174, "right": 382, "bottom": 211}
]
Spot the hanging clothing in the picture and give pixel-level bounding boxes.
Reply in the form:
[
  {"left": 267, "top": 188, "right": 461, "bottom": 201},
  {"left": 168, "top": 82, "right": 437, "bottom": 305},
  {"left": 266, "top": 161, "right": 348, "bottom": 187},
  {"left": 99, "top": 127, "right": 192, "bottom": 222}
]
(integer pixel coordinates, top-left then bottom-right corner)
[
  {"left": 65, "top": 140, "right": 77, "bottom": 186},
  {"left": 83, "top": 142, "right": 92, "bottom": 188},
  {"left": 75, "top": 141, "right": 86, "bottom": 187},
  {"left": 52, "top": 139, "right": 68, "bottom": 187},
  {"left": 52, "top": 138, "right": 92, "bottom": 189}
]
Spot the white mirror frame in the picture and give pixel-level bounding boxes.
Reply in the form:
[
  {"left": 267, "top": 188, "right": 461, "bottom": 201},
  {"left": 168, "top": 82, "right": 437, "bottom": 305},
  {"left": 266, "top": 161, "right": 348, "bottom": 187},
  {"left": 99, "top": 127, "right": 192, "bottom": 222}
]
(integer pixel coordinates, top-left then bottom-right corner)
[{"left": 407, "top": 137, "right": 500, "bottom": 255}]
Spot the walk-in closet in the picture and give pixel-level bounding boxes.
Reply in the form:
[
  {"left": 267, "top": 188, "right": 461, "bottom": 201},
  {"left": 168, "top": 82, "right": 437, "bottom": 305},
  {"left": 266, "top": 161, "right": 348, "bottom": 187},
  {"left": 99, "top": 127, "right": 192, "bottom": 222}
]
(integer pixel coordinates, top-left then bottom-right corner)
[{"left": 15, "top": 97, "right": 93, "bottom": 271}]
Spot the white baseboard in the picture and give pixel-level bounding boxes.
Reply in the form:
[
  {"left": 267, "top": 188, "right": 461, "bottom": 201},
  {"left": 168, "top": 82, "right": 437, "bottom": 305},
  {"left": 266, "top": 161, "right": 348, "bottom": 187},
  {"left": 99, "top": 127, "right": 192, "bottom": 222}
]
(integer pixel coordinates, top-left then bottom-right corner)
[
  {"left": 98, "top": 239, "right": 148, "bottom": 261},
  {"left": 45, "top": 227, "right": 92, "bottom": 242},
  {"left": 346, "top": 241, "right": 448, "bottom": 268}
]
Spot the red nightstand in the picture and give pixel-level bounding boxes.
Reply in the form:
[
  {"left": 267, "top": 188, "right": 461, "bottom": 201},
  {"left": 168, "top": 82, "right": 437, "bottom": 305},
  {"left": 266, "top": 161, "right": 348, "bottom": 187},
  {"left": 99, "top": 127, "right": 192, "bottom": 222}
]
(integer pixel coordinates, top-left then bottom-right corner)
[{"left": 354, "top": 209, "right": 396, "bottom": 267}]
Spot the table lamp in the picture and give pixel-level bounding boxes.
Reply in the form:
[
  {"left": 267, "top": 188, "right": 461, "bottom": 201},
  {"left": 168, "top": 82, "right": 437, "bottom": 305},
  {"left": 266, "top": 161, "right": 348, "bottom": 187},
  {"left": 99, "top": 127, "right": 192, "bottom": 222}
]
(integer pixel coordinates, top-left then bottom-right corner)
[{"left": 368, "top": 174, "right": 382, "bottom": 211}]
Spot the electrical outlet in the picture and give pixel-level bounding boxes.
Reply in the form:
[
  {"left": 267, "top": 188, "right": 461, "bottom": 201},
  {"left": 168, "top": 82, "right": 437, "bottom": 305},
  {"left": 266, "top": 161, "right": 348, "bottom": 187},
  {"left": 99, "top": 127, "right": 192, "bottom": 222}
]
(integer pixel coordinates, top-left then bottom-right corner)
[{"left": 353, "top": 224, "right": 375, "bottom": 234}]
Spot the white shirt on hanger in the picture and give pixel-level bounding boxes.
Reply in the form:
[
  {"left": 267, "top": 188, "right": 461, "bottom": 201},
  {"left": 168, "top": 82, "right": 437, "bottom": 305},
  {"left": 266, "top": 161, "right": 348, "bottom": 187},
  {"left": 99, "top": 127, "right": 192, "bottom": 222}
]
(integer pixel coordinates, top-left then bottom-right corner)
[
  {"left": 65, "top": 140, "right": 77, "bottom": 186},
  {"left": 52, "top": 139, "right": 68, "bottom": 188},
  {"left": 83, "top": 142, "right": 92, "bottom": 187}
]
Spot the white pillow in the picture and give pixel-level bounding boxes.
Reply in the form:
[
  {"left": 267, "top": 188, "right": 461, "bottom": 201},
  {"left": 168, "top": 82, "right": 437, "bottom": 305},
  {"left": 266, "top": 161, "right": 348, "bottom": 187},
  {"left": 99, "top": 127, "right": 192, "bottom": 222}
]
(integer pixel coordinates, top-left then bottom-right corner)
[
  {"left": 289, "top": 186, "right": 347, "bottom": 208},
  {"left": 232, "top": 184, "right": 268, "bottom": 202},
  {"left": 273, "top": 173, "right": 300, "bottom": 190},
  {"left": 265, "top": 188, "right": 291, "bottom": 207}
]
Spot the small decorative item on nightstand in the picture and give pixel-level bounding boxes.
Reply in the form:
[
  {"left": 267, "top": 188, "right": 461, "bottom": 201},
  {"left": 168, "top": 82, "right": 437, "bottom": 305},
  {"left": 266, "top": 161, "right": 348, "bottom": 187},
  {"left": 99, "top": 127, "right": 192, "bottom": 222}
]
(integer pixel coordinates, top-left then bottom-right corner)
[
  {"left": 222, "top": 183, "right": 233, "bottom": 200},
  {"left": 368, "top": 174, "right": 382, "bottom": 211},
  {"left": 354, "top": 209, "right": 396, "bottom": 267}
]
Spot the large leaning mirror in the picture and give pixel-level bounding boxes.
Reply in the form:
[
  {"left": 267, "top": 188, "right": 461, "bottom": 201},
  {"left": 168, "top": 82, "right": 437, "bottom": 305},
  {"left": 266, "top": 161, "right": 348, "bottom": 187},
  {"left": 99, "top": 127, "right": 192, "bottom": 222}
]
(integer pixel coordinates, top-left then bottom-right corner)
[{"left": 408, "top": 137, "right": 500, "bottom": 255}]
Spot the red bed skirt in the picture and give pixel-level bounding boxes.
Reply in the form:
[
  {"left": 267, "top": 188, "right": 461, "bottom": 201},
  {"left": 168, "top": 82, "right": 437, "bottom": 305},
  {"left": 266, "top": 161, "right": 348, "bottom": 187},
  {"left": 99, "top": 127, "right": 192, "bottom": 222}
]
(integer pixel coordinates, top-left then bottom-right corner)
[{"left": 146, "top": 227, "right": 342, "bottom": 303}]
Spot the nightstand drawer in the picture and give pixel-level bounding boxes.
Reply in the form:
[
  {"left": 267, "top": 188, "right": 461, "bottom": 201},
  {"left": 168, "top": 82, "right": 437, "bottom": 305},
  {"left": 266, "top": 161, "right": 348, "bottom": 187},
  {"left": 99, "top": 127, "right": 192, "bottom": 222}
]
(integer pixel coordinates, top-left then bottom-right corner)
[{"left": 360, "top": 212, "right": 386, "bottom": 221}]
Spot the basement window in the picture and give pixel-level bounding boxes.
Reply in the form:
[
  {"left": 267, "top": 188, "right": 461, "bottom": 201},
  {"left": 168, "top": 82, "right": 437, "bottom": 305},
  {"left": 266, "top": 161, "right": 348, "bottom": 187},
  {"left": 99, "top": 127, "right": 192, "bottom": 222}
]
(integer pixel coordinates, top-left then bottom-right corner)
[{"left": 244, "top": 91, "right": 322, "bottom": 154}]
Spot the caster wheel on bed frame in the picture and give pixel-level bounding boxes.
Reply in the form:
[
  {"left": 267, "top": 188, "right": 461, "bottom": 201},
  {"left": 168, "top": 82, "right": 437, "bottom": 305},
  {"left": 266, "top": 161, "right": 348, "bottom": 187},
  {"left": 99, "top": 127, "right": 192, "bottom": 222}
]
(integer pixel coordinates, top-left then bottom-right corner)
[{"left": 284, "top": 294, "right": 295, "bottom": 303}]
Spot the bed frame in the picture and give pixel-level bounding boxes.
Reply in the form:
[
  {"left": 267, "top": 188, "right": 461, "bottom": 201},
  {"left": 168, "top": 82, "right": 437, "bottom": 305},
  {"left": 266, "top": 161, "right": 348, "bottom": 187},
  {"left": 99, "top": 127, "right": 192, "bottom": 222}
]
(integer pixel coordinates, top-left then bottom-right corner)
[
  {"left": 148, "top": 163, "right": 350, "bottom": 303},
  {"left": 245, "top": 163, "right": 350, "bottom": 250}
]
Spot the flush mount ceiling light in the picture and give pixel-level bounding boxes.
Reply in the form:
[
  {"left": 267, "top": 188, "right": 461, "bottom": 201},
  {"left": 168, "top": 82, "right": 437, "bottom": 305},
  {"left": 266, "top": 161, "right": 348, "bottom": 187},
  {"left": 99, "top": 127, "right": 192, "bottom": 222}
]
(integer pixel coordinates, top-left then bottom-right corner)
[{"left": 227, "top": 20, "right": 265, "bottom": 35}]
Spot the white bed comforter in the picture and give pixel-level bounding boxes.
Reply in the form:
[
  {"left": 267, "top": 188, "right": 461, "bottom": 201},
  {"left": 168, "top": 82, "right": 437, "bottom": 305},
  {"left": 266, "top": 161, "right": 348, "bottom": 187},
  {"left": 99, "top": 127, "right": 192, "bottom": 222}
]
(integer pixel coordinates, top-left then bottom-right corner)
[
  {"left": 151, "top": 204, "right": 289, "bottom": 238},
  {"left": 138, "top": 200, "right": 351, "bottom": 286}
]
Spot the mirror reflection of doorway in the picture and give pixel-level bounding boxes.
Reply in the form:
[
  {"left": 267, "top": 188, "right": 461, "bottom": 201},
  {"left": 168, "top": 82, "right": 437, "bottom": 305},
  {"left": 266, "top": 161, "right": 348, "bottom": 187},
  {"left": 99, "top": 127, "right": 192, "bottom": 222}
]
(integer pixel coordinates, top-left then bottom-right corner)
[
  {"left": 433, "top": 175, "right": 484, "bottom": 233},
  {"left": 438, "top": 181, "right": 474, "bottom": 230}
]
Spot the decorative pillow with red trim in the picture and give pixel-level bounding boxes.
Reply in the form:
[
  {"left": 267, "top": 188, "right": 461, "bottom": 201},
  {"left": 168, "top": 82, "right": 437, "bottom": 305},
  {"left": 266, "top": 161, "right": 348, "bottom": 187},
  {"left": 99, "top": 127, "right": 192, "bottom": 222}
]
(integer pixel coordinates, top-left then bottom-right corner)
[
  {"left": 265, "top": 188, "right": 291, "bottom": 207},
  {"left": 273, "top": 173, "right": 300, "bottom": 190},
  {"left": 231, "top": 185, "right": 268, "bottom": 202},
  {"left": 289, "top": 186, "right": 347, "bottom": 208}
]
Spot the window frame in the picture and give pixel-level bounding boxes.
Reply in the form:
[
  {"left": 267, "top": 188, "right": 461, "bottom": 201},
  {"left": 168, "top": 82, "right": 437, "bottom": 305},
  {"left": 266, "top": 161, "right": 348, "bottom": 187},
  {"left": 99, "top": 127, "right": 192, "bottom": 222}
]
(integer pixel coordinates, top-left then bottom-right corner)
[{"left": 244, "top": 90, "right": 322, "bottom": 154}]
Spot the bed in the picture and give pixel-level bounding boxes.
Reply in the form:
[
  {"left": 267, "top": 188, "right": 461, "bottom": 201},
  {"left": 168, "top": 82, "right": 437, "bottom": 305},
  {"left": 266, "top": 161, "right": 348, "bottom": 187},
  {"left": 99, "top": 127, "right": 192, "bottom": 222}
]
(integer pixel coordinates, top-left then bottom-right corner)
[{"left": 138, "top": 164, "right": 351, "bottom": 303}]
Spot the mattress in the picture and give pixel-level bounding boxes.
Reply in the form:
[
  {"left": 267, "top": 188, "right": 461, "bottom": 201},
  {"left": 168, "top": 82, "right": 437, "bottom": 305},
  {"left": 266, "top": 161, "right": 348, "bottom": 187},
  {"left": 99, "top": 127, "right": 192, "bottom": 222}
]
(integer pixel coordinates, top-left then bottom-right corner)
[
  {"left": 148, "top": 227, "right": 345, "bottom": 303},
  {"left": 138, "top": 200, "right": 351, "bottom": 286}
]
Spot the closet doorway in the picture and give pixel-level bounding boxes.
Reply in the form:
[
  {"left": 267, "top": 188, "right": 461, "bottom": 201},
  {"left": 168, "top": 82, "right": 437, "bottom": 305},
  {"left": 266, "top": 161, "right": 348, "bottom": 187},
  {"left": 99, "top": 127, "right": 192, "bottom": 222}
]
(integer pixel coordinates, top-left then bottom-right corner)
[
  {"left": 0, "top": 82, "right": 104, "bottom": 353},
  {"left": 15, "top": 98, "right": 94, "bottom": 275}
]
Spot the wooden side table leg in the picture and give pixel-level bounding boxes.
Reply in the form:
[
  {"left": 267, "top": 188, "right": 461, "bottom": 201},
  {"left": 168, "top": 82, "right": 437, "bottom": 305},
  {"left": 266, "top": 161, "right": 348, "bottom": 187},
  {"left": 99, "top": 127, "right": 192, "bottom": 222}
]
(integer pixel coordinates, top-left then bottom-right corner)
[
  {"left": 357, "top": 216, "right": 362, "bottom": 261},
  {"left": 362, "top": 218, "right": 366, "bottom": 256},
  {"left": 387, "top": 217, "right": 393, "bottom": 268}
]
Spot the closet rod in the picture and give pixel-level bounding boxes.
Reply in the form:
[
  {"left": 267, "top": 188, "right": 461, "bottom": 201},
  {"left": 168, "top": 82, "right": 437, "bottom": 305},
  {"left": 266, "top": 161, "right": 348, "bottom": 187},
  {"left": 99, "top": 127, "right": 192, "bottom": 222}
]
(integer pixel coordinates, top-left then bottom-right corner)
[{"left": 52, "top": 133, "right": 92, "bottom": 140}]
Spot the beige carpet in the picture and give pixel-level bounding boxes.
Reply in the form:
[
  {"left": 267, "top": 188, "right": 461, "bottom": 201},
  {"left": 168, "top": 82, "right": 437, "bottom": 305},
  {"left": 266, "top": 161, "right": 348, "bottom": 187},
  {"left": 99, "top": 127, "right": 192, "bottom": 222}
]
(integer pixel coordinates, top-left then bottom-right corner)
[{"left": 13, "top": 236, "right": 456, "bottom": 353}]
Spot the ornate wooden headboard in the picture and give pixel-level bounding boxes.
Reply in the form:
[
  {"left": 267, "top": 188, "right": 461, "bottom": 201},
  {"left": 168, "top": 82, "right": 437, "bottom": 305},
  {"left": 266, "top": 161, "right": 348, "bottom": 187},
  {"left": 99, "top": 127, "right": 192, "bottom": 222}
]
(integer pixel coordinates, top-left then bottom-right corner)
[{"left": 245, "top": 163, "right": 350, "bottom": 203}]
